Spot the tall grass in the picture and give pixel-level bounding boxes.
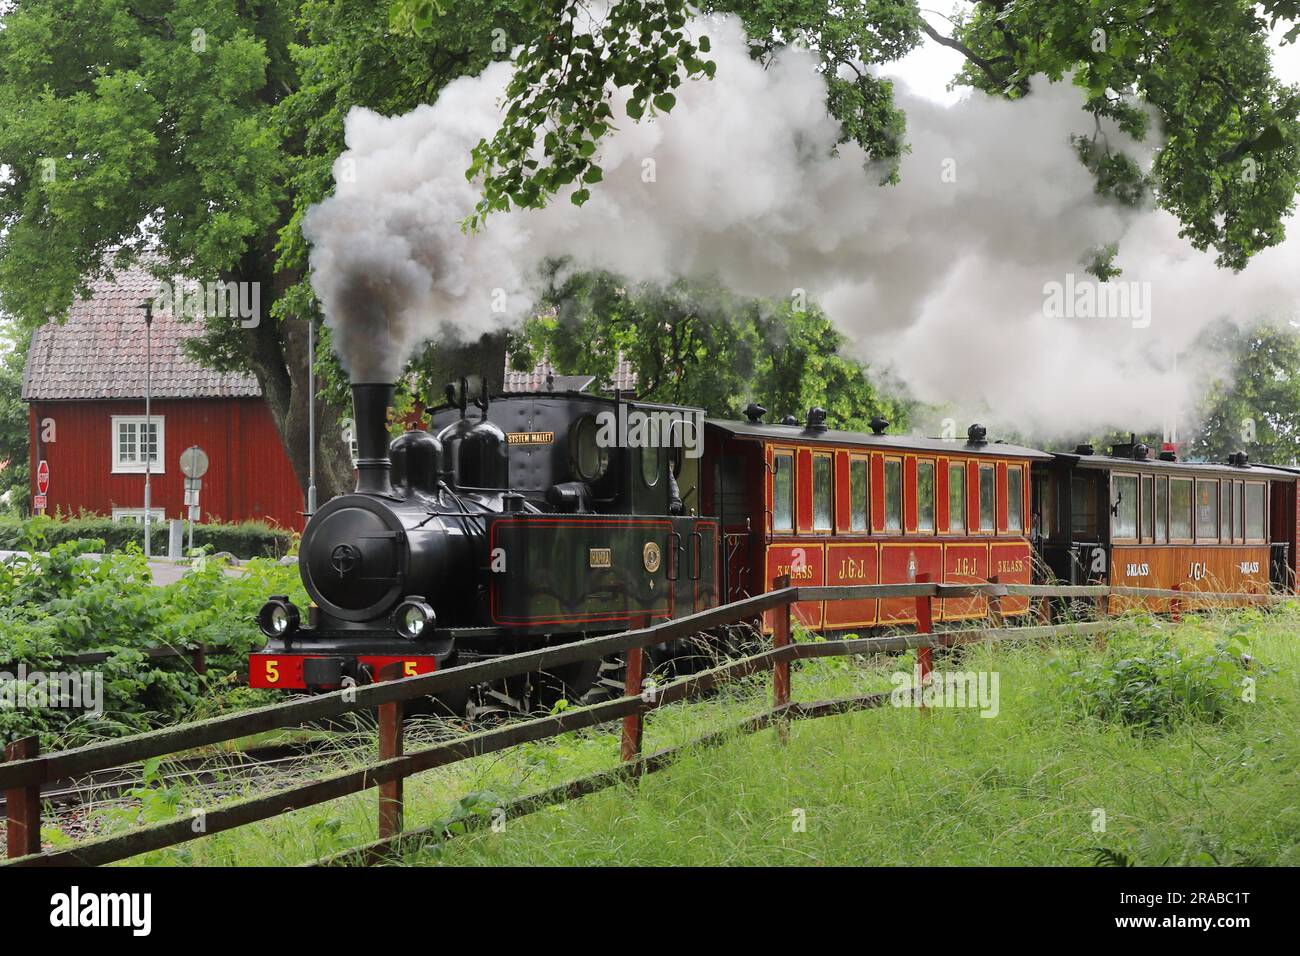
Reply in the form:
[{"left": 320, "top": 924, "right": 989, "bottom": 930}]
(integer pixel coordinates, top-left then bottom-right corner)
[{"left": 85, "top": 603, "right": 1299, "bottom": 867}]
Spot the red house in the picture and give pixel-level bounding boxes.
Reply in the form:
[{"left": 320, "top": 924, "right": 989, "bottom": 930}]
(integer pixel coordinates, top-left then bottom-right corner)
[{"left": 20, "top": 267, "right": 305, "bottom": 530}]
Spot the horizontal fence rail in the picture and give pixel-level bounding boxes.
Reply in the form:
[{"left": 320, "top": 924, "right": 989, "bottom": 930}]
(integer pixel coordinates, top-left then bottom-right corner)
[{"left": 1, "top": 577, "right": 1291, "bottom": 866}]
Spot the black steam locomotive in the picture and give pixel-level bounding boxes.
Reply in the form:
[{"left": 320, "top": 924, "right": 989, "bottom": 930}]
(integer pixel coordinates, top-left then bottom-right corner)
[{"left": 249, "top": 380, "right": 717, "bottom": 710}]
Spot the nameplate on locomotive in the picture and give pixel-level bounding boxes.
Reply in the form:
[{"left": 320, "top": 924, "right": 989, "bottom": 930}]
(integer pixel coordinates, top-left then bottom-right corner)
[
  {"left": 507, "top": 431, "right": 555, "bottom": 445},
  {"left": 589, "top": 548, "right": 613, "bottom": 568}
]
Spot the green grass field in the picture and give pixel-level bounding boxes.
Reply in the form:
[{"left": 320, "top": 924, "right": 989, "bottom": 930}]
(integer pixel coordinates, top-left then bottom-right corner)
[{"left": 92, "top": 603, "right": 1300, "bottom": 867}]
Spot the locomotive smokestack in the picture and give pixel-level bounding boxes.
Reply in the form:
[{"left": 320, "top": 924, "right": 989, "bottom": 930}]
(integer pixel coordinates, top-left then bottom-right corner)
[{"left": 351, "top": 382, "right": 396, "bottom": 496}]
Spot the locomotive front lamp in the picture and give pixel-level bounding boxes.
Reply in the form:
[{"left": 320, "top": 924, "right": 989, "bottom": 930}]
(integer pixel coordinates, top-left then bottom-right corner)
[
  {"left": 257, "top": 596, "right": 301, "bottom": 639},
  {"left": 393, "top": 597, "right": 436, "bottom": 640}
]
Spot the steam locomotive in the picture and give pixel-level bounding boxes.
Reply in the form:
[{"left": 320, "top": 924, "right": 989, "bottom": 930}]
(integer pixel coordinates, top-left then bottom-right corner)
[{"left": 249, "top": 378, "right": 1300, "bottom": 706}]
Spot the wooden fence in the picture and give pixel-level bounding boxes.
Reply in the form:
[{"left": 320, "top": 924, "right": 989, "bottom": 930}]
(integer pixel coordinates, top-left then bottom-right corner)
[{"left": 0, "top": 577, "right": 1288, "bottom": 867}]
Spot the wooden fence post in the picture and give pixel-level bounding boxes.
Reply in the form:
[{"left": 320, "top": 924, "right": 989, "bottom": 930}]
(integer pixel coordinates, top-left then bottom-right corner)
[
  {"left": 1170, "top": 583, "right": 1182, "bottom": 624},
  {"left": 772, "top": 574, "right": 793, "bottom": 743},
  {"left": 191, "top": 644, "right": 207, "bottom": 676},
  {"left": 620, "top": 613, "right": 652, "bottom": 766},
  {"left": 915, "top": 573, "right": 933, "bottom": 711},
  {"left": 376, "top": 662, "right": 405, "bottom": 841},
  {"left": 988, "top": 574, "right": 1003, "bottom": 623},
  {"left": 4, "top": 735, "right": 42, "bottom": 859},
  {"left": 1036, "top": 596, "right": 1052, "bottom": 625}
]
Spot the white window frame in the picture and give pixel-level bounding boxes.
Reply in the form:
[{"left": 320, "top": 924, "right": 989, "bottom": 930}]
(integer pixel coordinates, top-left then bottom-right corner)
[
  {"left": 111, "top": 507, "right": 167, "bottom": 523},
  {"left": 111, "top": 416, "right": 165, "bottom": 474}
]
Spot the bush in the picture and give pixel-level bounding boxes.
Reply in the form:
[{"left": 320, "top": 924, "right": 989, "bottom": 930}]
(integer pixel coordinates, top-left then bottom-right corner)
[
  {"left": 0, "top": 535, "right": 308, "bottom": 747},
  {"left": 1048, "top": 624, "right": 1258, "bottom": 731},
  {"left": 0, "top": 512, "right": 295, "bottom": 560}
]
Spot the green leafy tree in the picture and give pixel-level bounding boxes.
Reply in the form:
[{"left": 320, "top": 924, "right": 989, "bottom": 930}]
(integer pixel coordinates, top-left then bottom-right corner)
[
  {"left": 508, "top": 270, "right": 911, "bottom": 429},
  {"left": 1187, "top": 321, "right": 1300, "bottom": 465},
  {"left": 0, "top": 326, "right": 31, "bottom": 514},
  {"left": 0, "top": 0, "right": 525, "bottom": 502}
]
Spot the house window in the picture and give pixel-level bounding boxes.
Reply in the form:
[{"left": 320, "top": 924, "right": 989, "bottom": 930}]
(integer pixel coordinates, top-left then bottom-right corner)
[
  {"left": 884, "top": 458, "right": 902, "bottom": 531},
  {"left": 850, "top": 458, "right": 868, "bottom": 532},
  {"left": 812, "top": 454, "right": 832, "bottom": 531},
  {"left": 1007, "top": 465, "right": 1024, "bottom": 533},
  {"left": 772, "top": 453, "right": 794, "bottom": 532},
  {"left": 917, "top": 460, "right": 936, "bottom": 532},
  {"left": 948, "top": 462, "right": 966, "bottom": 533},
  {"left": 111, "top": 507, "right": 166, "bottom": 523},
  {"left": 112, "top": 416, "right": 164, "bottom": 474},
  {"left": 978, "top": 463, "right": 995, "bottom": 532}
]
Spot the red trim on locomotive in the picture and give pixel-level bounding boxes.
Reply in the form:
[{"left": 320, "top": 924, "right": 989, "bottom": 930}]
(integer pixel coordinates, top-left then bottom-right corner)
[{"left": 248, "top": 654, "right": 436, "bottom": 690}]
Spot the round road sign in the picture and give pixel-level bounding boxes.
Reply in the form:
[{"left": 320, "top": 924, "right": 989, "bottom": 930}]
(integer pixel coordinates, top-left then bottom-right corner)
[{"left": 179, "top": 445, "right": 209, "bottom": 479}]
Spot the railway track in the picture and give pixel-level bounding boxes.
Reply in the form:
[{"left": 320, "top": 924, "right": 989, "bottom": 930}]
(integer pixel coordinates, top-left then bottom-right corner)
[{"left": 0, "top": 739, "right": 341, "bottom": 816}]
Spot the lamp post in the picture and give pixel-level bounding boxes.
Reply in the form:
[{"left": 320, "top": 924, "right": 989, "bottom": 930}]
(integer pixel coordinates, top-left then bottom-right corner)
[{"left": 138, "top": 300, "right": 154, "bottom": 557}]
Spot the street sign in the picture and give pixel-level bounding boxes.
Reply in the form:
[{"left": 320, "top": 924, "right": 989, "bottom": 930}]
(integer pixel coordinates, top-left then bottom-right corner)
[
  {"left": 36, "top": 459, "right": 49, "bottom": 495},
  {"left": 33, "top": 494, "right": 47, "bottom": 511},
  {"left": 179, "top": 445, "right": 209, "bottom": 479}
]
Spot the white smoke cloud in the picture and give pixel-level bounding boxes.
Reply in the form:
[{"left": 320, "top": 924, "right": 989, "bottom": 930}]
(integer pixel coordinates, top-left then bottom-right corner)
[{"left": 303, "top": 13, "right": 1299, "bottom": 436}]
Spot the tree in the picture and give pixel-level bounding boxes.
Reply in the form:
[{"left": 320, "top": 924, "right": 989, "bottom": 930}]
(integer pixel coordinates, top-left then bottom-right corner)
[
  {"left": 0, "top": 0, "right": 526, "bottom": 503},
  {"left": 395, "top": 0, "right": 1299, "bottom": 274},
  {"left": 0, "top": 326, "right": 31, "bottom": 514},
  {"left": 510, "top": 270, "right": 911, "bottom": 429},
  {"left": 1186, "top": 321, "right": 1300, "bottom": 465}
]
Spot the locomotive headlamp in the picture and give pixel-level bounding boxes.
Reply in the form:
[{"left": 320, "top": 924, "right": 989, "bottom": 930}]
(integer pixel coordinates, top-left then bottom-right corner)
[
  {"left": 393, "top": 597, "right": 435, "bottom": 640},
  {"left": 257, "top": 596, "right": 300, "bottom": 639}
]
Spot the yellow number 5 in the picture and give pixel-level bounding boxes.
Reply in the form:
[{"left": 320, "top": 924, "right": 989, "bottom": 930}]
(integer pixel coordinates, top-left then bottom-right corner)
[
  {"left": 265, "top": 659, "right": 280, "bottom": 684},
  {"left": 403, "top": 660, "right": 418, "bottom": 677}
]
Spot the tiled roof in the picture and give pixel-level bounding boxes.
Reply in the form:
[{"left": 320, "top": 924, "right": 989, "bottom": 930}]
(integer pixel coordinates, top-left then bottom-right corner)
[
  {"left": 21, "top": 266, "right": 262, "bottom": 401},
  {"left": 503, "top": 351, "right": 637, "bottom": 394}
]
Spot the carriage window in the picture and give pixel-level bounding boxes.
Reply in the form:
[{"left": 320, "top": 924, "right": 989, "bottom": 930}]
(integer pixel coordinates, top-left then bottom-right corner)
[
  {"left": 1220, "top": 479, "right": 1233, "bottom": 541},
  {"left": 948, "top": 462, "right": 966, "bottom": 533},
  {"left": 1169, "top": 478, "right": 1193, "bottom": 540},
  {"left": 1195, "top": 479, "right": 1218, "bottom": 542},
  {"left": 1113, "top": 474, "right": 1138, "bottom": 540},
  {"left": 1007, "top": 466, "right": 1024, "bottom": 533},
  {"left": 812, "top": 454, "right": 832, "bottom": 531},
  {"left": 772, "top": 453, "right": 793, "bottom": 532},
  {"left": 884, "top": 459, "right": 902, "bottom": 531},
  {"left": 1072, "top": 473, "right": 1099, "bottom": 538},
  {"left": 1141, "top": 476, "right": 1154, "bottom": 541},
  {"left": 1156, "top": 475, "right": 1168, "bottom": 542},
  {"left": 978, "top": 464, "right": 995, "bottom": 532},
  {"left": 1246, "top": 482, "right": 1266, "bottom": 541},
  {"left": 850, "top": 459, "right": 868, "bottom": 531},
  {"left": 917, "top": 460, "right": 936, "bottom": 532}
]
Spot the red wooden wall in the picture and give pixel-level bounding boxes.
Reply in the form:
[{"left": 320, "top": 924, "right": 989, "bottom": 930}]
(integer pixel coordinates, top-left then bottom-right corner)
[{"left": 28, "top": 398, "right": 305, "bottom": 531}]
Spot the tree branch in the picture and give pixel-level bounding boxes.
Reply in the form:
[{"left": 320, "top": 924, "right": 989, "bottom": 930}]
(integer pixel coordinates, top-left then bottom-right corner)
[{"left": 918, "top": 19, "right": 1005, "bottom": 88}]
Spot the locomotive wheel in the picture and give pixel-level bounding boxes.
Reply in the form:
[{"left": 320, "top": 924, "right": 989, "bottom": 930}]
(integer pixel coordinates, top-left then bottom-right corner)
[{"left": 534, "top": 657, "right": 602, "bottom": 712}]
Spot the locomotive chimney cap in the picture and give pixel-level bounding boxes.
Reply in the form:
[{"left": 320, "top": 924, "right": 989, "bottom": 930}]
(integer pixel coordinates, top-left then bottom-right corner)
[
  {"left": 744, "top": 402, "right": 767, "bottom": 423},
  {"left": 966, "top": 423, "right": 988, "bottom": 446},
  {"left": 806, "top": 407, "right": 828, "bottom": 432},
  {"left": 869, "top": 416, "right": 889, "bottom": 436},
  {"left": 1228, "top": 451, "right": 1251, "bottom": 467}
]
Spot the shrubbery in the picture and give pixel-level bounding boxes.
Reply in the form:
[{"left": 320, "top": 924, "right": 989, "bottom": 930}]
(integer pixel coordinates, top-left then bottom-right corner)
[
  {"left": 1048, "top": 622, "right": 1259, "bottom": 730},
  {"left": 0, "top": 513, "right": 295, "bottom": 560},
  {"left": 0, "top": 533, "right": 308, "bottom": 747}
]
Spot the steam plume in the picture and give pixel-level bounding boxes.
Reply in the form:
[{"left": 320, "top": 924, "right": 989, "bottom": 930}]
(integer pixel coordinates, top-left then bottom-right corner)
[{"left": 303, "top": 14, "right": 1299, "bottom": 435}]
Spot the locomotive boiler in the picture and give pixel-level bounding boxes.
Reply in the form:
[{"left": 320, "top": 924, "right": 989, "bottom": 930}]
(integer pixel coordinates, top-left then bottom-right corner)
[{"left": 248, "top": 379, "right": 718, "bottom": 710}]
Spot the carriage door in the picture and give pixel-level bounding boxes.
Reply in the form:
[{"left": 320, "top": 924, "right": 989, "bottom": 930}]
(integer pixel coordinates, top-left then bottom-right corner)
[{"left": 1268, "top": 479, "right": 1296, "bottom": 589}]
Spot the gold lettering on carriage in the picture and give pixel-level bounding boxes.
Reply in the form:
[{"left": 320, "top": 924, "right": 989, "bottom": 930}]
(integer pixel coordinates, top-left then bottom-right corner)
[
  {"left": 950, "top": 557, "right": 979, "bottom": 577},
  {"left": 775, "top": 563, "right": 816, "bottom": 581},
  {"left": 996, "top": 558, "right": 1025, "bottom": 574},
  {"left": 837, "top": 556, "right": 870, "bottom": 580}
]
